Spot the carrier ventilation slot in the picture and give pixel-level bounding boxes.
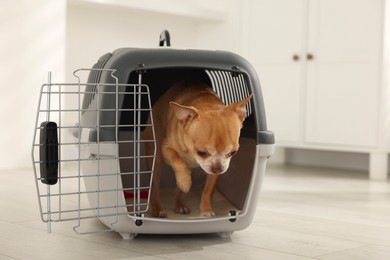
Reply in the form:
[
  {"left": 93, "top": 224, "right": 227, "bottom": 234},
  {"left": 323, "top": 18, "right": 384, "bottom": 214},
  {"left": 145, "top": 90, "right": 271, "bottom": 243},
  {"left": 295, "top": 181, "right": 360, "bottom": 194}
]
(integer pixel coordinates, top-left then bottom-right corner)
[
  {"left": 82, "top": 53, "right": 113, "bottom": 112},
  {"left": 206, "top": 70, "right": 252, "bottom": 117}
]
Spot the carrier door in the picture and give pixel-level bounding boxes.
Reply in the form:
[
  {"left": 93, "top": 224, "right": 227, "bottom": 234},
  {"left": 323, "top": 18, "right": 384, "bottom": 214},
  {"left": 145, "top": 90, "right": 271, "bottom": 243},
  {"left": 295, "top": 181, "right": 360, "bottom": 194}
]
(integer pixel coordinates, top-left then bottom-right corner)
[{"left": 31, "top": 70, "right": 156, "bottom": 234}]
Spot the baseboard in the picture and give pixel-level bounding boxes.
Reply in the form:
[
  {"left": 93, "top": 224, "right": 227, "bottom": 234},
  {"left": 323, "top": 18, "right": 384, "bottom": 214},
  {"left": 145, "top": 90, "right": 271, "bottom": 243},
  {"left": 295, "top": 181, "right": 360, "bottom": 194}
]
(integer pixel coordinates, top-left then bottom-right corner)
[{"left": 269, "top": 148, "right": 376, "bottom": 172}]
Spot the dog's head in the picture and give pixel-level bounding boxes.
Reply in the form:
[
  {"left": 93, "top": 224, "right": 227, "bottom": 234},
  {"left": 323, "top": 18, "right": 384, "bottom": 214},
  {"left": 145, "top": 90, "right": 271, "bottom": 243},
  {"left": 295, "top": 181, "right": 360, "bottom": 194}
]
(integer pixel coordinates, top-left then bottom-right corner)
[{"left": 170, "top": 95, "right": 252, "bottom": 175}]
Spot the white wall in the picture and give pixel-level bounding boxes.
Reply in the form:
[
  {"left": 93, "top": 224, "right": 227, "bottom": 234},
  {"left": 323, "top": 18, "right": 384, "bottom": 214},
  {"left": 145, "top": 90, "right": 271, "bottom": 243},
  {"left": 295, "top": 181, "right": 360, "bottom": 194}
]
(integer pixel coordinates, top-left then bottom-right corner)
[
  {"left": 196, "top": 0, "right": 242, "bottom": 54},
  {"left": 65, "top": 0, "right": 243, "bottom": 78},
  {"left": 66, "top": 1, "right": 219, "bottom": 80},
  {"left": 0, "top": 0, "right": 238, "bottom": 169},
  {"left": 0, "top": 0, "right": 65, "bottom": 169}
]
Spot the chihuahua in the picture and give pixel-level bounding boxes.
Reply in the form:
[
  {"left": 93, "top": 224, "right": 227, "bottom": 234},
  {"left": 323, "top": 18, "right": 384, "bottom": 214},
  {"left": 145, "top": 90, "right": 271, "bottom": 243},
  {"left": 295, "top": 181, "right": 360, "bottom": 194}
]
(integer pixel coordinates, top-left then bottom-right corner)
[{"left": 144, "top": 80, "right": 251, "bottom": 217}]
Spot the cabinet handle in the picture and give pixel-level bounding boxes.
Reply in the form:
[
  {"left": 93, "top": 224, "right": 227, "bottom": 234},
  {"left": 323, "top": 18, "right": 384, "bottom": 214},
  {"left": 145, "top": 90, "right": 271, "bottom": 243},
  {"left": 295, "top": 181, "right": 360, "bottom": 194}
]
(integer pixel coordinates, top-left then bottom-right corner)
[
  {"left": 307, "top": 53, "right": 314, "bottom": 60},
  {"left": 292, "top": 54, "right": 300, "bottom": 61}
]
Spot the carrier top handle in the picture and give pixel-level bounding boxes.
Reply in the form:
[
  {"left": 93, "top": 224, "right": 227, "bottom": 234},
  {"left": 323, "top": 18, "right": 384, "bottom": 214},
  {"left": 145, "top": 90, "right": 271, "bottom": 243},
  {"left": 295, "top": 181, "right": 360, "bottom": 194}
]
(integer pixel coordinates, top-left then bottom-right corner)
[{"left": 159, "top": 30, "right": 171, "bottom": 47}]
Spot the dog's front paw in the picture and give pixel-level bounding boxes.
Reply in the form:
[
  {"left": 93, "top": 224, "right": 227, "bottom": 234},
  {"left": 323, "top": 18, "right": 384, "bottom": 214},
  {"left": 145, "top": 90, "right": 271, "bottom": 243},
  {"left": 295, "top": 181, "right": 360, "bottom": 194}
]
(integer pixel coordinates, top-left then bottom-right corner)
[
  {"left": 176, "top": 173, "right": 192, "bottom": 193},
  {"left": 152, "top": 210, "right": 167, "bottom": 218},
  {"left": 200, "top": 210, "right": 216, "bottom": 217},
  {"left": 176, "top": 206, "right": 191, "bottom": 215},
  {"left": 176, "top": 200, "right": 191, "bottom": 214},
  {"left": 151, "top": 204, "right": 167, "bottom": 218}
]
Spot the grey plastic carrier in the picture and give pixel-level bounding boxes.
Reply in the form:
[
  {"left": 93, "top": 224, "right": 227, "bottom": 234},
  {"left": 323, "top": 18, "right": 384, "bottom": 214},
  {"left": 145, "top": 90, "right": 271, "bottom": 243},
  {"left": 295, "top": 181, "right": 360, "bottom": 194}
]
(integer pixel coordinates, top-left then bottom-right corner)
[{"left": 32, "top": 39, "right": 274, "bottom": 239}]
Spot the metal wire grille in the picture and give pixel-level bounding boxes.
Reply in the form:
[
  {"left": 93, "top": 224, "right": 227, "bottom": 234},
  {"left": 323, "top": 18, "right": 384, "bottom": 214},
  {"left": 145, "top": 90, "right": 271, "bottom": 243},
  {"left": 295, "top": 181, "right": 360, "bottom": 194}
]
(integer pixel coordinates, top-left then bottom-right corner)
[{"left": 31, "top": 69, "right": 156, "bottom": 234}]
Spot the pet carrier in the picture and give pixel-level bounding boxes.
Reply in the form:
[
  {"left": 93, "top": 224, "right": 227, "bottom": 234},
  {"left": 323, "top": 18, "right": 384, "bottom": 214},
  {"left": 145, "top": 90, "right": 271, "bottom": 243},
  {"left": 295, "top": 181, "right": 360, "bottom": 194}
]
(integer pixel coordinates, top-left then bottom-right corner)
[{"left": 32, "top": 32, "right": 274, "bottom": 239}]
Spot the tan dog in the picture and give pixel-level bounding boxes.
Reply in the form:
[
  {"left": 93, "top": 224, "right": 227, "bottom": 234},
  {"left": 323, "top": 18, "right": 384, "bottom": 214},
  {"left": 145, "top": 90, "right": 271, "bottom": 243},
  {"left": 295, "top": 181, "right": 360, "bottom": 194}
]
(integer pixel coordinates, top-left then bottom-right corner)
[{"left": 144, "top": 81, "right": 251, "bottom": 218}]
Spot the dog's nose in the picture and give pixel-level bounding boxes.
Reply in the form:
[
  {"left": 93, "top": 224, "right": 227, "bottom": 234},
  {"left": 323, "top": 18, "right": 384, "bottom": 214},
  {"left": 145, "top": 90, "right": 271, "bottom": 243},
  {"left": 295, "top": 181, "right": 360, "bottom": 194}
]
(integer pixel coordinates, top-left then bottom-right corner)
[{"left": 210, "top": 163, "right": 222, "bottom": 174}]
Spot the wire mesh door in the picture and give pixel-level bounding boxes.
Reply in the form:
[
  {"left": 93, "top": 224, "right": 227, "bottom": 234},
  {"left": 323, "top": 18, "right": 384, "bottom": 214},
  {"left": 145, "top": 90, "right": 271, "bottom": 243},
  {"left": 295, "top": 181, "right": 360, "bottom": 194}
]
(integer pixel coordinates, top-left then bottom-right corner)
[{"left": 31, "top": 69, "right": 156, "bottom": 234}]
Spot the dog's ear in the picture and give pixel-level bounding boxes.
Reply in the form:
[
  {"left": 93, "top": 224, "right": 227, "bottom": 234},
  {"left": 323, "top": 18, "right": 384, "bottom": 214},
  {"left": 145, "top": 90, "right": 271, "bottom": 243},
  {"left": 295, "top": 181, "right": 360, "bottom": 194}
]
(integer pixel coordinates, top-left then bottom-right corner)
[
  {"left": 228, "top": 94, "right": 253, "bottom": 122},
  {"left": 170, "top": 102, "right": 199, "bottom": 125}
]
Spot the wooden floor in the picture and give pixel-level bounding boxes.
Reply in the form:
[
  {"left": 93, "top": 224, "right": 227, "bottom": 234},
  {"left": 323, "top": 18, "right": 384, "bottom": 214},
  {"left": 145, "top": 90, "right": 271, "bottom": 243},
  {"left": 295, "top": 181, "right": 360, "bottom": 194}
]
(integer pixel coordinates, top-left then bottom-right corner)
[{"left": 1, "top": 164, "right": 390, "bottom": 259}]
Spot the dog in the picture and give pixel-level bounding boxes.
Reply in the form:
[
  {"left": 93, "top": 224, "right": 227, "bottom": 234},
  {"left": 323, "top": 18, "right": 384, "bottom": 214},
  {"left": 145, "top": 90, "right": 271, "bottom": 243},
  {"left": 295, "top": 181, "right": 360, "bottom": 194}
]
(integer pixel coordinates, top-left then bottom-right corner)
[{"left": 144, "top": 80, "right": 252, "bottom": 218}]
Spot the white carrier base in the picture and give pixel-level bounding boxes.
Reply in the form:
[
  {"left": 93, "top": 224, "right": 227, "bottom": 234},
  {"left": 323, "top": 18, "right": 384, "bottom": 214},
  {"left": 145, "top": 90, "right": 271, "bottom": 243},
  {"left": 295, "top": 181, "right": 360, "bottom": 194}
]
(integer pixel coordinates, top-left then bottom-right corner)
[{"left": 81, "top": 144, "right": 272, "bottom": 238}]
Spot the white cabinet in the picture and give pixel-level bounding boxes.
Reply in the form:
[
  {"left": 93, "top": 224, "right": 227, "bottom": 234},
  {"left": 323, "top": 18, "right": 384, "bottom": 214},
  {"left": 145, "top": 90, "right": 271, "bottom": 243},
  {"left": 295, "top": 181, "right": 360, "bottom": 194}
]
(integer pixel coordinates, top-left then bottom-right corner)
[
  {"left": 242, "top": 0, "right": 387, "bottom": 179},
  {"left": 305, "top": 0, "right": 382, "bottom": 147},
  {"left": 242, "top": 0, "right": 307, "bottom": 144}
]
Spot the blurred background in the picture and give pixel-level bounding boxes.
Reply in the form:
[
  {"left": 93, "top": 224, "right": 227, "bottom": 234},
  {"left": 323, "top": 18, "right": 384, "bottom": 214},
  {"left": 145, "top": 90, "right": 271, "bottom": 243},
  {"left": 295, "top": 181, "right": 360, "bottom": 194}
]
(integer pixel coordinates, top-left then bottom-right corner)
[{"left": 0, "top": 0, "right": 389, "bottom": 180}]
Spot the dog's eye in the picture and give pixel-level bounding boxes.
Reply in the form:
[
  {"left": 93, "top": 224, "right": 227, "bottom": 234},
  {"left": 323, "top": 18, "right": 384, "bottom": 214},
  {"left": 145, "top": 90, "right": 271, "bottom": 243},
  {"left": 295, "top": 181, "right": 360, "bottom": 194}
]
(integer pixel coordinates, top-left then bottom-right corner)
[
  {"left": 227, "top": 151, "right": 237, "bottom": 158},
  {"left": 197, "top": 151, "right": 209, "bottom": 158}
]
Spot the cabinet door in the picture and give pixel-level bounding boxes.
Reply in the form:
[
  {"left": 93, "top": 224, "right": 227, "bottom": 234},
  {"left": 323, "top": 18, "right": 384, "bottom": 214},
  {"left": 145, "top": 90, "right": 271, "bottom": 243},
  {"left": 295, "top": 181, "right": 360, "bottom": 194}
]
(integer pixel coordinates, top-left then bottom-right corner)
[
  {"left": 305, "top": 0, "right": 382, "bottom": 147},
  {"left": 243, "top": 0, "right": 308, "bottom": 144}
]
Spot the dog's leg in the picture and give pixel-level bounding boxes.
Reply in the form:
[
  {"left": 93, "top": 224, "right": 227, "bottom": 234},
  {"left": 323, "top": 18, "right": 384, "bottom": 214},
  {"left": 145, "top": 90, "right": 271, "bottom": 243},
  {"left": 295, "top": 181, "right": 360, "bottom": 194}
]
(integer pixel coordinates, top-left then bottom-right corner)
[
  {"left": 146, "top": 151, "right": 166, "bottom": 217},
  {"left": 149, "top": 155, "right": 167, "bottom": 218},
  {"left": 200, "top": 174, "right": 220, "bottom": 217},
  {"left": 162, "top": 145, "right": 192, "bottom": 193},
  {"left": 175, "top": 189, "right": 190, "bottom": 214},
  {"left": 163, "top": 145, "right": 192, "bottom": 214},
  {"left": 144, "top": 119, "right": 167, "bottom": 218}
]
